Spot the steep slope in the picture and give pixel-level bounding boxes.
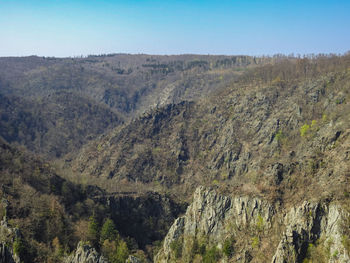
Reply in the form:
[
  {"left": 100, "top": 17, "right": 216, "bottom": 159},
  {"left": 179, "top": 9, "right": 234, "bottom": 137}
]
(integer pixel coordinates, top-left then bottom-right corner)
[
  {"left": 73, "top": 54, "right": 350, "bottom": 203},
  {"left": 0, "top": 136, "right": 83, "bottom": 262},
  {"left": 0, "top": 137, "right": 185, "bottom": 262},
  {"left": 0, "top": 54, "right": 270, "bottom": 159},
  {"left": 0, "top": 54, "right": 268, "bottom": 115},
  {"left": 156, "top": 187, "right": 350, "bottom": 262},
  {"left": 1, "top": 53, "right": 350, "bottom": 262},
  {"left": 0, "top": 92, "right": 123, "bottom": 158}
]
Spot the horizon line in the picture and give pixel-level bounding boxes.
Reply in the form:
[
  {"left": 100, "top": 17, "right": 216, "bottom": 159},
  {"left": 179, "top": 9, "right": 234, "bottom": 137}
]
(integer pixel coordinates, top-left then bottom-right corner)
[{"left": 1, "top": 51, "right": 349, "bottom": 59}]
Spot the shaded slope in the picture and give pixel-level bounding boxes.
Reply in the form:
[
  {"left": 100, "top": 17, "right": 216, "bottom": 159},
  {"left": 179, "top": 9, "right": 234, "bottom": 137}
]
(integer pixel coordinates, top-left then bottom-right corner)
[
  {"left": 0, "top": 91, "right": 123, "bottom": 158},
  {"left": 0, "top": 137, "right": 185, "bottom": 262}
]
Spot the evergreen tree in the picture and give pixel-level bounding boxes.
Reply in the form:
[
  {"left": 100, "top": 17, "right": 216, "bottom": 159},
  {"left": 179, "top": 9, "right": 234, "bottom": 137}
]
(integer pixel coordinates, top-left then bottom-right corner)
[
  {"left": 100, "top": 218, "right": 118, "bottom": 243},
  {"left": 87, "top": 215, "right": 99, "bottom": 246}
]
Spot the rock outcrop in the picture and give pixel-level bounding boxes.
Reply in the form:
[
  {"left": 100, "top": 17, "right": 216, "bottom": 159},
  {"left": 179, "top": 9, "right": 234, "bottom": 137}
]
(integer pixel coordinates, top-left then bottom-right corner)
[
  {"left": 272, "top": 202, "right": 350, "bottom": 263},
  {"left": 0, "top": 217, "right": 20, "bottom": 263},
  {"left": 156, "top": 187, "right": 350, "bottom": 263},
  {"left": 126, "top": 255, "right": 143, "bottom": 263},
  {"left": 65, "top": 242, "right": 108, "bottom": 263},
  {"left": 0, "top": 243, "right": 18, "bottom": 263},
  {"left": 155, "top": 186, "right": 276, "bottom": 262}
]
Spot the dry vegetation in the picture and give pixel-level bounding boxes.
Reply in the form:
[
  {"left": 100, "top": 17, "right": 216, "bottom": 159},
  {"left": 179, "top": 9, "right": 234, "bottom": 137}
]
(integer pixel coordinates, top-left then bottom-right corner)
[{"left": 1, "top": 53, "right": 350, "bottom": 262}]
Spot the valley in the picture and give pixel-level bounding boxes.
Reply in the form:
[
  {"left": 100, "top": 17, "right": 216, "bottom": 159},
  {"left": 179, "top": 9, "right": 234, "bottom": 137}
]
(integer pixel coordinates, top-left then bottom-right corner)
[{"left": 0, "top": 53, "right": 349, "bottom": 262}]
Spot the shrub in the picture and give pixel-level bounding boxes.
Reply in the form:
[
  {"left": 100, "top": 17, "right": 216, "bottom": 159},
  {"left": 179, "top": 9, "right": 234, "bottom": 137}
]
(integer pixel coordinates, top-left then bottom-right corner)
[
  {"left": 342, "top": 235, "right": 350, "bottom": 256},
  {"left": 170, "top": 239, "right": 183, "bottom": 259},
  {"left": 303, "top": 242, "right": 328, "bottom": 263},
  {"left": 300, "top": 124, "right": 310, "bottom": 137},
  {"left": 203, "top": 246, "right": 221, "bottom": 263},
  {"left": 322, "top": 114, "right": 328, "bottom": 122},
  {"left": 212, "top": 179, "right": 219, "bottom": 186},
  {"left": 311, "top": 120, "right": 317, "bottom": 128},
  {"left": 13, "top": 237, "right": 25, "bottom": 258},
  {"left": 223, "top": 236, "right": 235, "bottom": 257},
  {"left": 256, "top": 214, "right": 264, "bottom": 231},
  {"left": 251, "top": 236, "right": 259, "bottom": 249},
  {"left": 275, "top": 129, "right": 284, "bottom": 142},
  {"left": 221, "top": 171, "right": 229, "bottom": 180},
  {"left": 192, "top": 238, "right": 206, "bottom": 256},
  {"left": 102, "top": 240, "right": 117, "bottom": 261}
]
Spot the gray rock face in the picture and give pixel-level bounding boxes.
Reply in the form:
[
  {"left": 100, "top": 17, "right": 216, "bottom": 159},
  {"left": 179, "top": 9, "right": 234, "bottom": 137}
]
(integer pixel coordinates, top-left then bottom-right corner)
[
  {"left": 272, "top": 202, "right": 350, "bottom": 263},
  {"left": 0, "top": 243, "right": 17, "bottom": 263},
  {"left": 155, "top": 186, "right": 275, "bottom": 262},
  {"left": 0, "top": 218, "right": 20, "bottom": 263},
  {"left": 156, "top": 187, "right": 350, "bottom": 263},
  {"left": 65, "top": 242, "right": 108, "bottom": 263},
  {"left": 181, "top": 186, "right": 274, "bottom": 238},
  {"left": 126, "top": 255, "right": 143, "bottom": 263}
]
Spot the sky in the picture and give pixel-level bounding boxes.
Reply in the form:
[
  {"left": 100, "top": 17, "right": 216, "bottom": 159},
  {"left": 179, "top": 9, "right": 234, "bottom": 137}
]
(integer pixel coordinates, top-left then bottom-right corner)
[{"left": 0, "top": 0, "right": 349, "bottom": 57}]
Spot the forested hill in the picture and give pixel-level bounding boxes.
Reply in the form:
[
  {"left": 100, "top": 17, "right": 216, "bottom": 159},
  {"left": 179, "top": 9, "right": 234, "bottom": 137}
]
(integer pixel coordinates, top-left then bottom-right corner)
[
  {"left": 73, "top": 54, "right": 350, "bottom": 203},
  {"left": 1, "top": 53, "right": 350, "bottom": 262},
  {"left": 0, "top": 54, "right": 272, "bottom": 159}
]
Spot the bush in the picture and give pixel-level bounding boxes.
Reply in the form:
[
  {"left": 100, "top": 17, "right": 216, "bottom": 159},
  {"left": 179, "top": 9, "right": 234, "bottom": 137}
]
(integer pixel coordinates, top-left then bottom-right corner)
[
  {"left": 170, "top": 239, "right": 183, "bottom": 259},
  {"left": 223, "top": 237, "right": 235, "bottom": 257},
  {"left": 251, "top": 236, "right": 259, "bottom": 249},
  {"left": 311, "top": 120, "right": 317, "bottom": 128},
  {"left": 256, "top": 214, "right": 264, "bottom": 231},
  {"left": 13, "top": 237, "right": 25, "bottom": 258},
  {"left": 203, "top": 246, "right": 221, "bottom": 263},
  {"left": 275, "top": 129, "right": 284, "bottom": 142},
  {"left": 300, "top": 124, "right": 310, "bottom": 137},
  {"left": 303, "top": 242, "right": 328, "bottom": 263}
]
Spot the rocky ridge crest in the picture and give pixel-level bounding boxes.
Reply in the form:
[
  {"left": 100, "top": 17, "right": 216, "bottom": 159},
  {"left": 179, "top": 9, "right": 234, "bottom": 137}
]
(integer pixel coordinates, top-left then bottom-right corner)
[{"left": 65, "top": 242, "right": 108, "bottom": 263}]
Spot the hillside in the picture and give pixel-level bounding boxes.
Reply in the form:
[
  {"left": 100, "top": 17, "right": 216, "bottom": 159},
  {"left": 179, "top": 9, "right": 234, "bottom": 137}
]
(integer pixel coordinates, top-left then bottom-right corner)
[
  {"left": 0, "top": 91, "right": 123, "bottom": 158},
  {"left": 0, "top": 137, "right": 185, "bottom": 262},
  {"left": 69, "top": 53, "right": 350, "bottom": 262},
  {"left": 0, "top": 53, "right": 350, "bottom": 262},
  {"left": 73, "top": 54, "right": 350, "bottom": 203},
  {"left": 156, "top": 186, "right": 350, "bottom": 263},
  {"left": 0, "top": 54, "right": 271, "bottom": 159}
]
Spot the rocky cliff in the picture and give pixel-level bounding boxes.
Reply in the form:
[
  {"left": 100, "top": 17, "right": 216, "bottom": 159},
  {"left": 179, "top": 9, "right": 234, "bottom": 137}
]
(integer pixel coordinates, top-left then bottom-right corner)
[
  {"left": 65, "top": 242, "right": 108, "bottom": 263},
  {"left": 0, "top": 217, "right": 21, "bottom": 263},
  {"left": 156, "top": 187, "right": 350, "bottom": 263},
  {"left": 272, "top": 202, "right": 349, "bottom": 263}
]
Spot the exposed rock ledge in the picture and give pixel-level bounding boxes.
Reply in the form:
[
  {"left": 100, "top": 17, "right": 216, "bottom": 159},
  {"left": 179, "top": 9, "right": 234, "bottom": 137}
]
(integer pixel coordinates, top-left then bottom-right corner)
[
  {"left": 272, "top": 202, "right": 349, "bottom": 263},
  {"left": 65, "top": 242, "right": 108, "bottom": 263},
  {"left": 155, "top": 186, "right": 349, "bottom": 263},
  {"left": 0, "top": 217, "right": 20, "bottom": 263}
]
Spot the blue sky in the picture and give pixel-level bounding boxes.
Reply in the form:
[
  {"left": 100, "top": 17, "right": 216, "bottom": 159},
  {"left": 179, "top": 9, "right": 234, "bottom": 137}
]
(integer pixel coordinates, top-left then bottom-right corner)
[{"left": 0, "top": 0, "right": 349, "bottom": 57}]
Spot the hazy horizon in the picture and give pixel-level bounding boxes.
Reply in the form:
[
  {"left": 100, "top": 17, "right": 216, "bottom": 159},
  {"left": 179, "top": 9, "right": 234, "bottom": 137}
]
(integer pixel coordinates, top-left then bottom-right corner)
[
  {"left": 1, "top": 0, "right": 350, "bottom": 57},
  {"left": 2, "top": 51, "right": 350, "bottom": 59}
]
